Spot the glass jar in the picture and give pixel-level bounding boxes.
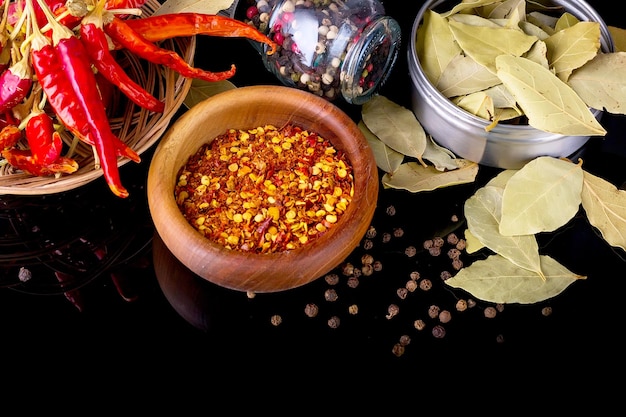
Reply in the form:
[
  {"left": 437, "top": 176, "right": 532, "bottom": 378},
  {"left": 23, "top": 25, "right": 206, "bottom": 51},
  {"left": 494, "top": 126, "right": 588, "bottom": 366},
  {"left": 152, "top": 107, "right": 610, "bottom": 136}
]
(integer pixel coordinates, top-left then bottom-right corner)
[{"left": 240, "top": 0, "right": 401, "bottom": 104}]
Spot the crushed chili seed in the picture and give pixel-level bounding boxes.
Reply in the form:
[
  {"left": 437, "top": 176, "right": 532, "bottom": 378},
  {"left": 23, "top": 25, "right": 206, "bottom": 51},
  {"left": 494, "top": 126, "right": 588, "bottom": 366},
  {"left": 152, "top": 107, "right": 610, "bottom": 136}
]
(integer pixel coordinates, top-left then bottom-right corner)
[{"left": 175, "top": 124, "right": 354, "bottom": 253}]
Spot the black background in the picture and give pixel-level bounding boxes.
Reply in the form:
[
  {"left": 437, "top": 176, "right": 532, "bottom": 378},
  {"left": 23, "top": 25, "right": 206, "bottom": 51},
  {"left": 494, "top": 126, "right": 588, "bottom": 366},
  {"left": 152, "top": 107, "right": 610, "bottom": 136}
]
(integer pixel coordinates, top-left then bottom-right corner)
[{"left": 1, "top": 0, "right": 624, "bottom": 406}]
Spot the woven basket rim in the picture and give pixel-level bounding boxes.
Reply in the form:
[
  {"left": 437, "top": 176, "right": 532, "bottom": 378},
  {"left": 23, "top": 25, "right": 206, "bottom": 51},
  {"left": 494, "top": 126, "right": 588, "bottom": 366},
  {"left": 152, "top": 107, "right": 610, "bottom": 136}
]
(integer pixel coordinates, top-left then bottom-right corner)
[{"left": 0, "top": 0, "right": 194, "bottom": 196}]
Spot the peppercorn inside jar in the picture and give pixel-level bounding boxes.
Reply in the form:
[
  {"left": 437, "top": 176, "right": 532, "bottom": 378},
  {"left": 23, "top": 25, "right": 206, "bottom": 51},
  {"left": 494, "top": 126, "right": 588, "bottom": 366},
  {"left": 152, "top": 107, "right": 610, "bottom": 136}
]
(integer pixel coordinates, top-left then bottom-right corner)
[{"left": 241, "top": 0, "right": 401, "bottom": 104}]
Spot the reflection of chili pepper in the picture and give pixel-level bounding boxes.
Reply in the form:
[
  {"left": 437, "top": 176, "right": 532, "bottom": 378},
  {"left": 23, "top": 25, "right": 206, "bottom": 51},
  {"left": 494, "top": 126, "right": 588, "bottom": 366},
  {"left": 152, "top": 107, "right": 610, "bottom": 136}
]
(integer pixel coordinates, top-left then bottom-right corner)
[
  {"left": 125, "top": 13, "right": 278, "bottom": 55},
  {"left": 0, "top": 44, "right": 33, "bottom": 114},
  {"left": 25, "top": 111, "right": 62, "bottom": 165},
  {"left": 80, "top": 22, "right": 164, "bottom": 113},
  {"left": 104, "top": 16, "right": 237, "bottom": 82}
]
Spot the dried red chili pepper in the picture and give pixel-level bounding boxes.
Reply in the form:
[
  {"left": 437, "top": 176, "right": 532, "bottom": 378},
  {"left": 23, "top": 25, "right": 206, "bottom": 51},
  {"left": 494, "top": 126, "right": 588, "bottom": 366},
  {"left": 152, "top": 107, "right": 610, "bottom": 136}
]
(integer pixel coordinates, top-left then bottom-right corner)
[
  {"left": 29, "top": 29, "right": 139, "bottom": 161},
  {"left": 124, "top": 13, "right": 277, "bottom": 55},
  {"left": 0, "top": 43, "right": 33, "bottom": 113},
  {"left": 79, "top": 20, "right": 164, "bottom": 113},
  {"left": 0, "top": 124, "right": 21, "bottom": 149},
  {"left": 104, "top": 16, "right": 237, "bottom": 82},
  {"left": 32, "top": 0, "right": 130, "bottom": 197},
  {"left": 25, "top": 110, "right": 63, "bottom": 165},
  {"left": 2, "top": 148, "right": 78, "bottom": 176}
]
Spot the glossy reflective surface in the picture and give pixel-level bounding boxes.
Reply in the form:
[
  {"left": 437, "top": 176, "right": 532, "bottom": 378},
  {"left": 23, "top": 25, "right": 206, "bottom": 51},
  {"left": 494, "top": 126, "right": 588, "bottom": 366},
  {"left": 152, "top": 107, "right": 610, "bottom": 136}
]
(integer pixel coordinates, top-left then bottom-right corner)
[{"left": 1, "top": 0, "right": 624, "bottom": 394}]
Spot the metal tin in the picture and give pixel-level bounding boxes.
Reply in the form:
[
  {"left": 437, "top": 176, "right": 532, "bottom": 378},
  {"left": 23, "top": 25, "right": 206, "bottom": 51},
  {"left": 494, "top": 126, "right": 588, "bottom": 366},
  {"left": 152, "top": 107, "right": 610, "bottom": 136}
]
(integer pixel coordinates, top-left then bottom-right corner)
[{"left": 407, "top": 0, "right": 614, "bottom": 169}]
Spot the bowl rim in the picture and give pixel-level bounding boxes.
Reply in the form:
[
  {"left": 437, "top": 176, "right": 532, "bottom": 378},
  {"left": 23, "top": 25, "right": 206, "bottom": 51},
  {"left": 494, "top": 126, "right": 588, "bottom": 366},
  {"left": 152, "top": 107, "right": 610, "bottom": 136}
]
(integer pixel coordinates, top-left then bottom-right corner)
[{"left": 147, "top": 85, "right": 379, "bottom": 292}]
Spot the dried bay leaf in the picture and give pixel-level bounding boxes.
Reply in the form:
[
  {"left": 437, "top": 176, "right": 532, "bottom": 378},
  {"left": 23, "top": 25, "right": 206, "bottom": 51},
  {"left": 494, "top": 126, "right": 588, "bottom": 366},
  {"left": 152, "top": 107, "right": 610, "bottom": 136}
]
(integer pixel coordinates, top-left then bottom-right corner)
[
  {"left": 581, "top": 170, "right": 626, "bottom": 251},
  {"left": 445, "top": 254, "right": 586, "bottom": 304},
  {"left": 416, "top": 10, "right": 461, "bottom": 85},
  {"left": 544, "top": 21, "right": 600, "bottom": 81},
  {"left": 568, "top": 52, "right": 626, "bottom": 115},
  {"left": 464, "top": 227, "right": 485, "bottom": 254},
  {"left": 184, "top": 79, "right": 237, "bottom": 109},
  {"left": 464, "top": 185, "right": 544, "bottom": 278},
  {"left": 523, "top": 39, "right": 549, "bottom": 68},
  {"left": 437, "top": 54, "right": 502, "bottom": 98},
  {"left": 442, "top": 0, "right": 501, "bottom": 18},
  {"left": 358, "top": 121, "right": 404, "bottom": 174},
  {"left": 500, "top": 156, "right": 583, "bottom": 236},
  {"left": 480, "top": 0, "right": 526, "bottom": 21},
  {"left": 154, "top": 0, "right": 234, "bottom": 15},
  {"left": 526, "top": 11, "right": 558, "bottom": 35},
  {"left": 382, "top": 160, "right": 478, "bottom": 193},
  {"left": 361, "top": 95, "right": 427, "bottom": 164},
  {"left": 421, "top": 136, "right": 459, "bottom": 171},
  {"left": 452, "top": 91, "right": 495, "bottom": 120},
  {"left": 448, "top": 19, "right": 538, "bottom": 73},
  {"left": 554, "top": 12, "right": 580, "bottom": 32},
  {"left": 608, "top": 26, "right": 626, "bottom": 52},
  {"left": 495, "top": 55, "right": 607, "bottom": 136}
]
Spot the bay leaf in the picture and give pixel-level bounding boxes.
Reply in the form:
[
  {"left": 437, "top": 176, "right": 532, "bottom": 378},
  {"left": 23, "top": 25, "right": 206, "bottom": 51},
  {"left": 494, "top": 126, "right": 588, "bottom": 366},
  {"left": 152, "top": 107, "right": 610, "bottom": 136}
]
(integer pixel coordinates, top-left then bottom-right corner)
[
  {"left": 495, "top": 55, "right": 607, "bottom": 136},
  {"left": 568, "top": 52, "right": 626, "bottom": 115},
  {"left": 481, "top": 0, "right": 526, "bottom": 21},
  {"left": 448, "top": 19, "right": 538, "bottom": 73},
  {"left": 416, "top": 10, "right": 462, "bottom": 85},
  {"left": 581, "top": 170, "right": 626, "bottom": 251},
  {"left": 183, "top": 79, "right": 237, "bottom": 109},
  {"left": 421, "top": 136, "right": 459, "bottom": 171},
  {"left": 382, "top": 160, "right": 478, "bottom": 193},
  {"left": 526, "top": 11, "right": 558, "bottom": 35},
  {"left": 485, "top": 168, "right": 517, "bottom": 188},
  {"left": 500, "top": 156, "right": 583, "bottom": 235},
  {"left": 464, "top": 227, "right": 485, "bottom": 254},
  {"left": 608, "top": 26, "right": 626, "bottom": 52},
  {"left": 448, "top": 13, "right": 502, "bottom": 28},
  {"left": 358, "top": 121, "right": 404, "bottom": 174},
  {"left": 464, "top": 185, "right": 544, "bottom": 278},
  {"left": 482, "top": 84, "right": 521, "bottom": 112},
  {"left": 452, "top": 91, "right": 495, "bottom": 120},
  {"left": 544, "top": 21, "right": 600, "bottom": 81},
  {"left": 519, "top": 20, "right": 551, "bottom": 40},
  {"left": 437, "top": 54, "right": 502, "bottom": 98},
  {"left": 523, "top": 39, "right": 549, "bottom": 68},
  {"left": 442, "top": 0, "right": 502, "bottom": 18},
  {"left": 445, "top": 254, "right": 586, "bottom": 304},
  {"left": 361, "top": 95, "right": 427, "bottom": 164},
  {"left": 554, "top": 12, "right": 580, "bottom": 32},
  {"left": 154, "top": 0, "right": 234, "bottom": 15}
]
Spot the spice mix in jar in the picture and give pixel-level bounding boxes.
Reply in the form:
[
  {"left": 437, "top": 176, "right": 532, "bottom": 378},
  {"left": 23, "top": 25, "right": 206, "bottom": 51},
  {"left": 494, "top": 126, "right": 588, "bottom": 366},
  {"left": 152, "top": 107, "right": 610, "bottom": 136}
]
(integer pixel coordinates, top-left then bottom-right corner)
[{"left": 240, "top": 0, "right": 401, "bottom": 104}]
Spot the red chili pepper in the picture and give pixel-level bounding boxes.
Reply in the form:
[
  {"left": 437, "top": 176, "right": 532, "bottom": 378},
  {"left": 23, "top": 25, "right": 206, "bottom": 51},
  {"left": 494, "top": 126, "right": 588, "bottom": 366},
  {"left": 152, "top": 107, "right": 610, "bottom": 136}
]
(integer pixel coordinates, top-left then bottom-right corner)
[
  {"left": 25, "top": 111, "right": 63, "bottom": 165},
  {"left": 2, "top": 148, "right": 78, "bottom": 176},
  {"left": 56, "top": 34, "right": 129, "bottom": 198},
  {"left": 0, "top": 44, "right": 33, "bottom": 114},
  {"left": 124, "top": 13, "right": 277, "bottom": 55},
  {"left": 0, "top": 124, "right": 21, "bottom": 149},
  {"left": 104, "top": 16, "right": 237, "bottom": 82},
  {"left": 30, "top": 0, "right": 130, "bottom": 197},
  {"left": 30, "top": 39, "right": 140, "bottom": 163},
  {"left": 79, "top": 21, "right": 164, "bottom": 113}
]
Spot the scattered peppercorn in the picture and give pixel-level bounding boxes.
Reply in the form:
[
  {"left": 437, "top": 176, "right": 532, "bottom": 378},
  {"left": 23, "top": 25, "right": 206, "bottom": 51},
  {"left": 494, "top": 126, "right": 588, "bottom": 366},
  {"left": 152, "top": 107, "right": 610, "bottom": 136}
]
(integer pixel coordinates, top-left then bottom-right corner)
[
  {"left": 361, "top": 264, "right": 374, "bottom": 276},
  {"left": 386, "top": 304, "right": 399, "bottom": 319},
  {"left": 346, "top": 276, "right": 359, "bottom": 288},
  {"left": 373, "top": 260, "right": 383, "bottom": 272},
  {"left": 432, "top": 325, "right": 446, "bottom": 339},
  {"left": 246, "top": 291, "right": 256, "bottom": 299},
  {"left": 406, "top": 280, "right": 418, "bottom": 292},
  {"left": 414, "top": 319, "right": 426, "bottom": 331},
  {"left": 385, "top": 205, "right": 396, "bottom": 216},
  {"left": 541, "top": 306, "right": 553, "bottom": 317},
  {"left": 381, "top": 232, "right": 392, "bottom": 243},
  {"left": 392, "top": 343, "right": 405, "bottom": 357},
  {"left": 324, "top": 288, "right": 338, "bottom": 302},
  {"left": 348, "top": 304, "right": 358, "bottom": 315},
  {"left": 397, "top": 287, "right": 408, "bottom": 300},
  {"left": 440, "top": 270, "right": 452, "bottom": 281},
  {"left": 410, "top": 271, "right": 420, "bottom": 280},
  {"left": 362, "top": 239, "right": 374, "bottom": 250},
  {"left": 325, "top": 273, "right": 339, "bottom": 286},
  {"left": 428, "top": 304, "right": 440, "bottom": 319},
  {"left": 405, "top": 246, "right": 417, "bottom": 257},
  {"left": 419, "top": 278, "right": 432, "bottom": 291},
  {"left": 455, "top": 299, "right": 468, "bottom": 312},
  {"left": 327, "top": 315, "right": 340, "bottom": 329},
  {"left": 393, "top": 227, "right": 404, "bottom": 238},
  {"left": 365, "top": 225, "right": 377, "bottom": 238},
  {"left": 439, "top": 310, "right": 452, "bottom": 323},
  {"left": 484, "top": 306, "right": 497, "bottom": 319},
  {"left": 304, "top": 303, "right": 319, "bottom": 317},
  {"left": 270, "top": 314, "right": 283, "bottom": 326},
  {"left": 399, "top": 335, "right": 411, "bottom": 346}
]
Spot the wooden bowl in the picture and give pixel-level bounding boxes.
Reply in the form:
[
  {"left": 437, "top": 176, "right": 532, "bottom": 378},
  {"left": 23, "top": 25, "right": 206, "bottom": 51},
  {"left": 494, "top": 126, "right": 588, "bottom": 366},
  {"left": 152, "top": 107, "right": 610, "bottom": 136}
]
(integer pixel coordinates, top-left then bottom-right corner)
[{"left": 147, "top": 85, "right": 379, "bottom": 293}]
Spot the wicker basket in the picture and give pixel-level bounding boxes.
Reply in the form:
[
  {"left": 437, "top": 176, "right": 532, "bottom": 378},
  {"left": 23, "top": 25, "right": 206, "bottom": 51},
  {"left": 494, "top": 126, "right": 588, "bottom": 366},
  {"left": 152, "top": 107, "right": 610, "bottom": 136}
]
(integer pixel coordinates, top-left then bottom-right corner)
[{"left": 0, "top": 0, "right": 194, "bottom": 196}]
